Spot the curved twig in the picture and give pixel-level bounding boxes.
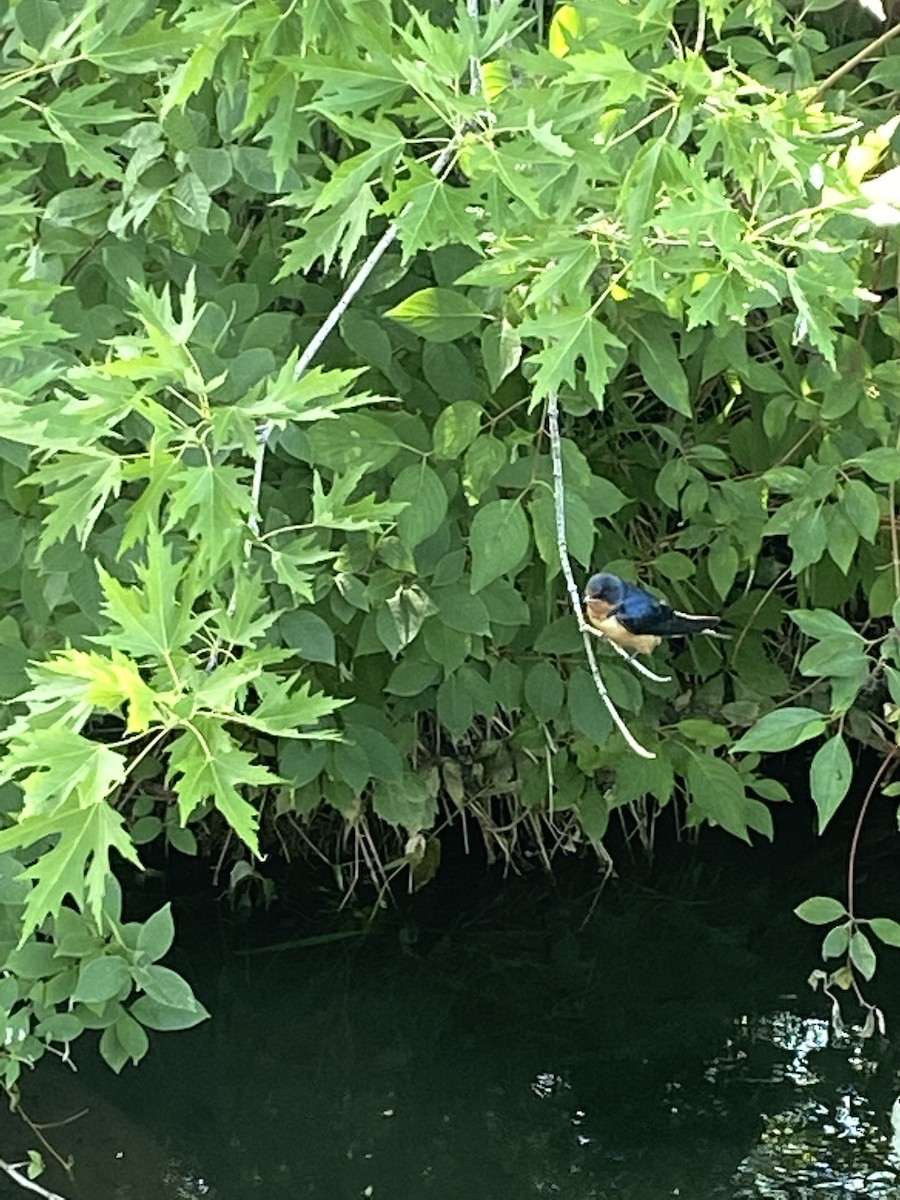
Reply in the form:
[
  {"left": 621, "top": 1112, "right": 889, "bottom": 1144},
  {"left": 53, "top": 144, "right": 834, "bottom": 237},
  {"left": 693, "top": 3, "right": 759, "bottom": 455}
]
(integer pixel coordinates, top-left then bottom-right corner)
[
  {"left": 547, "top": 392, "right": 657, "bottom": 758},
  {"left": 812, "top": 20, "right": 900, "bottom": 101},
  {"left": 0, "top": 1160, "right": 68, "bottom": 1200}
]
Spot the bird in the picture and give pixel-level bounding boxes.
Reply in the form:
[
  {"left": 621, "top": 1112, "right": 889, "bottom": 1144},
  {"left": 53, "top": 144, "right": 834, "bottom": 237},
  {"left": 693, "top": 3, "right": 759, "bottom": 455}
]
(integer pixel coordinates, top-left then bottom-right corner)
[{"left": 583, "top": 571, "right": 721, "bottom": 657}]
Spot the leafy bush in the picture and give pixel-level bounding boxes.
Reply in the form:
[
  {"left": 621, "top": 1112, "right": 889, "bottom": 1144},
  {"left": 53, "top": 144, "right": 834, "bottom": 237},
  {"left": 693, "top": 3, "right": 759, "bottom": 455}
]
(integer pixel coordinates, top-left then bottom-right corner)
[{"left": 0, "top": 0, "right": 898, "bottom": 1078}]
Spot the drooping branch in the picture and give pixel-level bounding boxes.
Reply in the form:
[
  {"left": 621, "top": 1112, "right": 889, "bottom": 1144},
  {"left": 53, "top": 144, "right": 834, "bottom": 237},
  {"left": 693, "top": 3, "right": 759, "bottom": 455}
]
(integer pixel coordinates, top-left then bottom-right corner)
[
  {"left": 0, "top": 1159, "right": 68, "bottom": 1200},
  {"left": 546, "top": 392, "right": 658, "bottom": 759}
]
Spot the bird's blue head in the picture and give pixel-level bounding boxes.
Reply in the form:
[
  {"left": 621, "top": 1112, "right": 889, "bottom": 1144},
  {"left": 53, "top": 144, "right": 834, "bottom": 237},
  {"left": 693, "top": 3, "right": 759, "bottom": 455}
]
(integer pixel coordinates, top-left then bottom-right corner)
[{"left": 584, "top": 572, "right": 624, "bottom": 606}]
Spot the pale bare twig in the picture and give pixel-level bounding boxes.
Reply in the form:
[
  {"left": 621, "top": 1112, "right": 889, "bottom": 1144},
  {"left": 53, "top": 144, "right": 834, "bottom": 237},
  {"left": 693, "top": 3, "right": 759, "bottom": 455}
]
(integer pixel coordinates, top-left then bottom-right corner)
[
  {"left": 0, "top": 1160, "right": 68, "bottom": 1200},
  {"left": 546, "top": 392, "right": 658, "bottom": 759}
]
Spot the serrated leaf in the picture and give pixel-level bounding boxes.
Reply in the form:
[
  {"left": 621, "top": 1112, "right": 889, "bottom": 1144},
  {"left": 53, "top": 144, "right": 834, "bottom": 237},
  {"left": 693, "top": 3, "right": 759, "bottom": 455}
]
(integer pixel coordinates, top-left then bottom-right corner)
[
  {"left": 0, "top": 798, "right": 140, "bottom": 942},
  {"left": 94, "top": 531, "right": 205, "bottom": 659},
  {"left": 167, "top": 719, "right": 278, "bottom": 854},
  {"left": 520, "top": 308, "right": 624, "bottom": 403}
]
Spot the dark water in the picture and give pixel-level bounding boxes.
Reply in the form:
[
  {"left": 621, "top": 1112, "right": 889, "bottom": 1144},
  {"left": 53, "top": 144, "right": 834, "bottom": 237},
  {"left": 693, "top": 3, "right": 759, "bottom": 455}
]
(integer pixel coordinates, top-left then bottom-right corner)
[{"left": 4, "top": 840, "right": 900, "bottom": 1200}]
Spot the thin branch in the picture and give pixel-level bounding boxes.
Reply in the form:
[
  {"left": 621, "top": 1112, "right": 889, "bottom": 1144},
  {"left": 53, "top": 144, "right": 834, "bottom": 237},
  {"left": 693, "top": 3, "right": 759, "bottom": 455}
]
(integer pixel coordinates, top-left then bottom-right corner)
[
  {"left": 847, "top": 751, "right": 898, "bottom": 917},
  {"left": 247, "top": 137, "right": 459, "bottom": 537},
  {"left": 0, "top": 1160, "right": 68, "bottom": 1200},
  {"left": 547, "top": 392, "right": 657, "bottom": 759},
  {"left": 812, "top": 20, "right": 900, "bottom": 101}
]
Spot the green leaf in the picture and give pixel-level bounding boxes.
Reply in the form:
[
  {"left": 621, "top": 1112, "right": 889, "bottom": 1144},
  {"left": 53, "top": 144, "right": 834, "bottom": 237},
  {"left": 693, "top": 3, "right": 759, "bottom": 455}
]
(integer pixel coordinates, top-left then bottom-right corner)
[
  {"left": 94, "top": 531, "right": 204, "bottom": 659},
  {"left": 437, "top": 674, "right": 475, "bottom": 739},
  {"left": 567, "top": 669, "right": 612, "bottom": 745},
  {"left": 385, "top": 288, "right": 484, "bottom": 343},
  {"left": 686, "top": 756, "right": 753, "bottom": 842},
  {"left": 732, "top": 707, "right": 828, "bottom": 753},
  {"left": 868, "top": 918, "right": 900, "bottom": 947},
  {"left": 853, "top": 448, "right": 900, "bottom": 483},
  {"left": 280, "top": 611, "right": 336, "bottom": 665},
  {"left": 822, "top": 923, "right": 850, "bottom": 958},
  {"left": 375, "top": 585, "right": 436, "bottom": 657},
  {"left": 372, "top": 773, "right": 437, "bottom": 832},
  {"left": 481, "top": 321, "right": 521, "bottom": 392},
  {"left": 823, "top": 503, "right": 858, "bottom": 575},
  {"left": 849, "top": 929, "right": 876, "bottom": 981},
  {"left": 432, "top": 402, "right": 482, "bottom": 459},
  {"left": 529, "top": 489, "right": 594, "bottom": 572},
  {"left": 842, "top": 479, "right": 880, "bottom": 542},
  {"left": 462, "top": 436, "right": 507, "bottom": 501},
  {"left": 0, "top": 797, "right": 139, "bottom": 941},
  {"left": 520, "top": 308, "right": 624, "bottom": 403},
  {"left": 810, "top": 734, "right": 852, "bottom": 833},
  {"left": 794, "top": 895, "right": 846, "bottom": 924},
  {"left": 391, "top": 464, "right": 448, "bottom": 549},
  {"left": 132, "top": 964, "right": 198, "bottom": 1009},
  {"left": 707, "top": 535, "right": 738, "bottom": 601},
  {"left": 167, "top": 719, "right": 278, "bottom": 855},
  {"left": 787, "top": 508, "right": 827, "bottom": 573},
  {"left": 524, "top": 661, "right": 564, "bottom": 723},
  {"left": 130, "top": 993, "right": 209, "bottom": 1031},
  {"left": 469, "top": 500, "right": 529, "bottom": 592},
  {"left": 72, "top": 956, "right": 131, "bottom": 1004},
  {"left": 798, "top": 637, "right": 868, "bottom": 679},
  {"left": 636, "top": 327, "right": 691, "bottom": 416},
  {"left": 136, "top": 904, "right": 175, "bottom": 963},
  {"left": 385, "top": 661, "right": 441, "bottom": 697},
  {"left": 790, "top": 610, "right": 862, "bottom": 641},
  {"left": 433, "top": 585, "right": 491, "bottom": 635}
]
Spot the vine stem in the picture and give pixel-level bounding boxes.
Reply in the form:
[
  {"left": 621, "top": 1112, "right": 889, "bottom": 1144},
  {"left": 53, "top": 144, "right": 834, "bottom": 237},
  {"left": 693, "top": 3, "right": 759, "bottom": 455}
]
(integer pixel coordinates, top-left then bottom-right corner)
[
  {"left": 547, "top": 392, "right": 657, "bottom": 759},
  {"left": 847, "top": 750, "right": 898, "bottom": 917}
]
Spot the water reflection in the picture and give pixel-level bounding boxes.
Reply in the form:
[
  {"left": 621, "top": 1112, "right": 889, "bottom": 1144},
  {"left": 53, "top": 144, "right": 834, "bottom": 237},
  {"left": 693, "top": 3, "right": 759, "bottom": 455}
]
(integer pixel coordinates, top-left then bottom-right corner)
[{"left": 3, "top": 881, "right": 900, "bottom": 1200}]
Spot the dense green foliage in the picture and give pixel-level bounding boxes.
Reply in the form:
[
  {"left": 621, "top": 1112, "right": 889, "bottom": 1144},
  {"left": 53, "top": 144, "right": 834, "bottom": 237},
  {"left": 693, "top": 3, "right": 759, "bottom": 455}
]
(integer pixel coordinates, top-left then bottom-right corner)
[{"left": 0, "top": 0, "right": 898, "bottom": 1085}]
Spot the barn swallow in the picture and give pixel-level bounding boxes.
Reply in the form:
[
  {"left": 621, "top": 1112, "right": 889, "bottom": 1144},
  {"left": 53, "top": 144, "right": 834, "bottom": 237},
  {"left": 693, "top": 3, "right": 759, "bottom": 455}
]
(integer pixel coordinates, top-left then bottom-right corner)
[{"left": 583, "top": 571, "right": 721, "bottom": 656}]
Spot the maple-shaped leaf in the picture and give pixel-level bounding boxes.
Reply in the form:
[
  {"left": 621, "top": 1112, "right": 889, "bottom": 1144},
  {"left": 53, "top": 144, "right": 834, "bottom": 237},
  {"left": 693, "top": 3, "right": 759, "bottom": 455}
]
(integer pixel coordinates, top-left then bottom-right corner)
[
  {"left": 93, "top": 530, "right": 206, "bottom": 659},
  {"left": 390, "top": 166, "right": 483, "bottom": 263},
  {"left": 26, "top": 450, "right": 124, "bottom": 551},
  {"left": 244, "top": 673, "right": 349, "bottom": 738},
  {"left": 0, "top": 727, "right": 126, "bottom": 819},
  {"left": 191, "top": 649, "right": 293, "bottom": 713},
  {"left": 207, "top": 569, "right": 286, "bottom": 649},
  {"left": 0, "top": 795, "right": 139, "bottom": 942},
  {"left": 278, "top": 186, "right": 379, "bottom": 276},
  {"left": 167, "top": 718, "right": 279, "bottom": 854},
  {"left": 519, "top": 308, "right": 625, "bottom": 403},
  {"left": 311, "top": 466, "right": 407, "bottom": 531},
  {"left": 16, "top": 650, "right": 162, "bottom": 736},
  {"left": 238, "top": 360, "right": 387, "bottom": 423},
  {"left": 164, "top": 462, "right": 256, "bottom": 570}
]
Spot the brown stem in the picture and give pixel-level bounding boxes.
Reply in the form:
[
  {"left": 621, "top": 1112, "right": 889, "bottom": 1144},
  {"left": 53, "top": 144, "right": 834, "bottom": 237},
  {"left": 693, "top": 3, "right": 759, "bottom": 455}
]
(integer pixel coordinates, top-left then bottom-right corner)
[
  {"left": 813, "top": 21, "right": 900, "bottom": 101},
  {"left": 847, "top": 752, "right": 898, "bottom": 917}
]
